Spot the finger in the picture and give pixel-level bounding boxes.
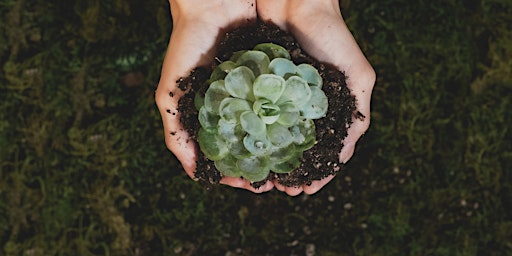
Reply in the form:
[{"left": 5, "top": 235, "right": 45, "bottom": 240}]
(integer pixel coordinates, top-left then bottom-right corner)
[
  {"left": 220, "top": 177, "right": 274, "bottom": 193},
  {"left": 155, "top": 89, "right": 197, "bottom": 177},
  {"left": 220, "top": 176, "right": 247, "bottom": 187},
  {"left": 303, "top": 175, "right": 335, "bottom": 195},
  {"left": 168, "top": 130, "right": 197, "bottom": 177},
  {"left": 284, "top": 186, "right": 303, "bottom": 196},
  {"left": 338, "top": 117, "right": 367, "bottom": 164},
  {"left": 274, "top": 182, "right": 286, "bottom": 192},
  {"left": 256, "top": 0, "right": 288, "bottom": 29},
  {"left": 345, "top": 60, "right": 375, "bottom": 117},
  {"left": 245, "top": 180, "right": 274, "bottom": 193},
  {"left": 339, "top": 65, "right": 375, "bottom": 164}
]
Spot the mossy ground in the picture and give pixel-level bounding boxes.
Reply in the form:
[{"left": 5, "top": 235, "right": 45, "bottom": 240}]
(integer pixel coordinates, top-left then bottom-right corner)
[{"left": 1, "top": 0, "right": 511, "bottom": 255}]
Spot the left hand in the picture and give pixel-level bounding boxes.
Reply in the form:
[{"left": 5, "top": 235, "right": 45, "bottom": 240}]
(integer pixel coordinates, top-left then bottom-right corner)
[{"left": 256, "top": 0, "right": 376, "bottom": 195}]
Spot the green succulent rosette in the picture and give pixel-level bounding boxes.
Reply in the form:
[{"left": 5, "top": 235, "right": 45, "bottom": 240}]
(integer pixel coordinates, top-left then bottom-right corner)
[{"left": 195, "top": 43, "right": 328, "bottom": 182}]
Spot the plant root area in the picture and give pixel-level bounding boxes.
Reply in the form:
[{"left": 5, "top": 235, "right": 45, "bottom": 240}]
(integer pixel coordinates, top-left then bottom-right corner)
[{"left": 177, "top": 20, "right": 359, "bottom": 188}]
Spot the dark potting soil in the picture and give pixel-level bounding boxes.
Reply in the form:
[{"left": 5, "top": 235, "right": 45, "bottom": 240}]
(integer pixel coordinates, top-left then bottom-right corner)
[{"left": 176, "top": 20, "right": 360, "bottom": 188}]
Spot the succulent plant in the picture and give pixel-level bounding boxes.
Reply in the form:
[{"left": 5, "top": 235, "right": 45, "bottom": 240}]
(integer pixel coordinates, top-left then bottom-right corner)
[{"left": 195, "top": 43, "right": 328, "bottom": 182}]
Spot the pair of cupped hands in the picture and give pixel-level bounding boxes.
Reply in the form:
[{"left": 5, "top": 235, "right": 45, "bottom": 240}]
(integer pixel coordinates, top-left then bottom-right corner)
[{"left": 155, "top": 0, "right": 375, "bottom": 196}]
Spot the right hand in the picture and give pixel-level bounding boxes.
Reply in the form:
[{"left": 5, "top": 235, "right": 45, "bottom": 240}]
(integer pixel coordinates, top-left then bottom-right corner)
[{"left": 155, "top": 0, "right": 274, "bottom": 193}]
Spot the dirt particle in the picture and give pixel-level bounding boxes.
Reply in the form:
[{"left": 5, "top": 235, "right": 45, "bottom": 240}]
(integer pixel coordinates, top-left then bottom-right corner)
[{"left": 355, "top": 111, "right": 366, "bottom": 121}]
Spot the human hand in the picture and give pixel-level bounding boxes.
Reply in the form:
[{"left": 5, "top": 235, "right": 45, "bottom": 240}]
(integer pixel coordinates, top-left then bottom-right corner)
[
  {"left": 155, "top": 0, "right": 274, "bottom": 193},
  {"left": 257, "top": 0, "right": 376, "bottom": 195}
]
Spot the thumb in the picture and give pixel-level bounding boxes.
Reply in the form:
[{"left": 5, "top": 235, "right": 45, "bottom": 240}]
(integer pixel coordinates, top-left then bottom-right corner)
[{"left": 338, "top": 113, "right": 369, "bottom": 164}]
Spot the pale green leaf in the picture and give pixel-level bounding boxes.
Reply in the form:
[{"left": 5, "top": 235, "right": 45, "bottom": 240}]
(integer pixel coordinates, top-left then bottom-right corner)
[
  {"left": 229, "top": 50, "right": 247, "bottom": 62},
  {"left": 253, "top": 99, "right": 281, "bottom": 124},
  {"left": 204, "top": 80, "right": 229, "bottom": 114},
  {"left": 297, "top": 63, "right": 323, "bottom": 87},
  {"left": 230, "top": 141, "right": 252, "bottom": 159},
  {"left": 198, "top": 128, "right": 229, "bottom": 161},
  {"left": 289, "top": 125, "right": 305, "bottom": 145},
  {"left": 253, "top": 74, "right": 285, "bottom": 103},
  {"left": 218, "top": 119, "right": 244, "bottom": 143},
  {"left": 271, "top": 152, "right": 302, "bottom": 173},
  {"left": 219, "top": 98, "right": 252, "bottom": 122},
  {"left": 292, "top": 120, "right": 316, "bottom": 151},
  {"left": 277, "top": 76, "right": 311, "bottom": 106},
  {"left": 225, "top": 66, "right": 255, "bottom": 100},
  {"left": 210, "top": 61, "right": 238, "bottom": 81},
  {"left": 237, "top": 156, "right": 270, "bottom": 182},
  {"left": 218, "top": 60, "right": 238, "bottom": 73},
  {"left": 269, "top": 144, "right": 296, "bottom": 163},
  {"left": 277, "top": 102, "right": 300, "bottom": 127},
  {"left": 243, "top": 134, "right": 272, "bottom": 156},
  {"left": 236, "top": 50, "right": 270, "bottom": 77},
  {"left": 240, "top": 111, "right": 266, "bottom": 135},
  {"left": 269, "top": 58, "right": 298, "bottom": 78},
  {"left": 214, "top": 156, "right": 242, "bottom": 177},
  {"left": 267, "top": 123, "right": 293, "bottom": 147},
  {"left": 198, "top": 106, "right": 219, "bottom": 132},
  {"left": 252, "top": 98, "right": 271, "bottom": 115},
  {"left": 300, "top": 86, "right": 328, "bottom": 119},
  {"left": 254, "top": 43, "right": 291, "bottom": 60},
  {"left": 260, "top": 112, "right": 280, "bottom": 124},
  {"left": 194, "top": 91, "right": 205, "bottom": 110}
]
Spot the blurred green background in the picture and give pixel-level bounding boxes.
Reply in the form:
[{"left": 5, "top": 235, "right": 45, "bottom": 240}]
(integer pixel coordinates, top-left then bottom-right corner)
[{"left": 1, "top": 0, "right": 511, "bottom": 255}]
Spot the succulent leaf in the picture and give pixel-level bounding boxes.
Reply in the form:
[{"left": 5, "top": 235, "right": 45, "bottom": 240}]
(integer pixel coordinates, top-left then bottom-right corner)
[
  {"left": 204, "top": 80, "right": 229, "bottom": 114},
  {"left": 218, "top": 119, "right": 243, "bottom": 143},
  {"left": 253, "top": 74, "right": 286, "bottom": 103},
  {"left": 269, "top": 58, "right": 298, "bottom": 78},
  {"left": 198, "top": 107, "right": 219, "bottom": 132},
  {"left": 269, "top": 144, "right": 296, "bottom": 163},
  {"left": 240, "top": 111, "right": 266, "bottom": 136},
  {"left": 229, "top": 50, "right": 247, "bottom": 62},
  {"left": 254, "top": 43, "right": 291, "bottom": 60},
  {"left": 260, "top": 104, "right": 281, "bottom": 124},
  {"left": 297, "top": 63, "right": 323, "bottom": 87},
  {"left": 236, "top": 50, "right": 270, "bottom": 77},
  {"left": 225, "top": 66, "right": 255, "bottom": 100},
  {"left": 237, "top": 156, "right": 270, "bottom": 182},
  {"left": 194, "top": 92, "right": 205, "bottom": 111},
  {"left": 210, "top": 60, "right": 238, "bottom": 82},
  {"left": 300, "top": 86, "right": 328, "bottom": 119},
  {"left": 276, "top": 102, "right": 300, "bottom": 127},
  {"left": 198, "top": 129, "right": 229, "bottom": 161},
  {"left": 230, "top": 141, "right": 252, "bottom": 159},
  {"left": 219, "top": 98, "right": 252, "bottom": 122},
  {"left": 214, "top": 156, "right": 241, "bottom": 177},
  {"left": 267, "top": 123, "right": 293, "bottom": 147},
  {"left": 243, "top": 134, "right": 272, "bottom": 156},
  {"left": 196, "top": 43, "right": 329, "bottom": 182},
  {"left": 218, "top": 60, "right": 238, "bottom": 73},
  {"left": 277, "top": 76, "right": 312, "bottom": 107},
  {"left": 271, "top": 152, "right": 302, "bottom": 173},
  {"left": 292, "top": 119, "right": 317, "bottom": 151}
]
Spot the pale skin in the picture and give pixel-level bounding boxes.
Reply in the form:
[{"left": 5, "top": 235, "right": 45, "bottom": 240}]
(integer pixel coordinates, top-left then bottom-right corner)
[{"left": 155, "top": 0, "right": 375, "bottom": 196}]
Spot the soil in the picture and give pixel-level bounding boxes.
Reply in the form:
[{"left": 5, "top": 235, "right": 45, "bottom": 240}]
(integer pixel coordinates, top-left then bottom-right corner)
[{"left": 176, "top": 20, "right": 360, "bottom": 188}]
